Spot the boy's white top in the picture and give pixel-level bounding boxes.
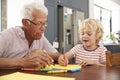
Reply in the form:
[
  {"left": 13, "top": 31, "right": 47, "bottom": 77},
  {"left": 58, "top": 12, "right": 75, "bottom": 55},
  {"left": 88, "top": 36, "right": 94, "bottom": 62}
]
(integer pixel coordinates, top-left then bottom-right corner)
[
  {"left": 71, "top": 44, "right": 107, "bottom": 63},
  {"left": 0, "top": 27, "right": 57, "bottom": 58}
]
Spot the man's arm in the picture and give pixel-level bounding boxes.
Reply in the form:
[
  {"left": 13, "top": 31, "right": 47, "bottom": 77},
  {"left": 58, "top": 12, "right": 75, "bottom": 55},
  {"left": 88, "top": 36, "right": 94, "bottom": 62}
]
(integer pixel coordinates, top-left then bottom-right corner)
[
  {"left": 0, "top": 58, "right": 23, "bottom": 69},
  {"left": 42, "top": 36, "right": 62, "bottom": 61},
  {"left": 0, "top": 49, "right": 54, "bottom": 69},
  {"left": 48, "top": 52, "right": 61, "bottom": 61}
]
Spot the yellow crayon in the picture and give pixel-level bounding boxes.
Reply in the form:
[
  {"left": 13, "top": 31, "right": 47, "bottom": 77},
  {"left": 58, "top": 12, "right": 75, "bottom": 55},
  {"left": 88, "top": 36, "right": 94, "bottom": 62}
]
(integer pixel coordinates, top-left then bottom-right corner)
[
  {"left": 47, "top": 70, "right": 68, "bottom": 73},
  {"left": 43, "top": 50, "right": 55, "bottom": 65}
]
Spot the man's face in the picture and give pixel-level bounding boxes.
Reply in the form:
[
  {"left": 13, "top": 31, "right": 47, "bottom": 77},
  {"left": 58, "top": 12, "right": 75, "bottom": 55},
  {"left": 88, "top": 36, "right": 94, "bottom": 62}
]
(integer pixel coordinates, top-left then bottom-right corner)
[{"left": 26, "top": 9, "right": 47, "bottom": 40}]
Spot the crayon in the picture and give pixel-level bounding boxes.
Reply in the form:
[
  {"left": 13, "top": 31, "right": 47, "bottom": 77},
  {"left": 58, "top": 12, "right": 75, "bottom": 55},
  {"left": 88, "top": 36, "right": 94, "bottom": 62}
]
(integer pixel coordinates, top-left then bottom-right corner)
[
  {"left": 43, "top": 50, "right": 55, "bottom": 65},
  {"left": 21, "top": 68, "right": 39, "bottom": 71},
  {"left": 47, "top": 70, "right": 68, "bottom": 73},
  {"left": 63, "top": 54, "right": 67, "bottom": 66}
]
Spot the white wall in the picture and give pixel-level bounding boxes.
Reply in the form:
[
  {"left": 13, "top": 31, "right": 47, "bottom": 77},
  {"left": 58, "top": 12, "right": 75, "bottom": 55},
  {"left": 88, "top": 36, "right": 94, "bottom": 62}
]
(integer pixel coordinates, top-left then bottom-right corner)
[
  {"left": 0, "top": 0, "right": 1, "bottom": 31},
  {"left": 7, "top": 0, "right": 44, "bottom": 28},
  {"left": 89, "top": 0, "right": 94, "bottom": 18}
]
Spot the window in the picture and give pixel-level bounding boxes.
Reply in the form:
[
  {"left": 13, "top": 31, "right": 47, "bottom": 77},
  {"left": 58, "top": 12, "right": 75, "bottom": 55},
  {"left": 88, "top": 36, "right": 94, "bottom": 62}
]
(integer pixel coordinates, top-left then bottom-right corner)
[{"left": 94, "top": 4, "right": 112, "bottom": 42}]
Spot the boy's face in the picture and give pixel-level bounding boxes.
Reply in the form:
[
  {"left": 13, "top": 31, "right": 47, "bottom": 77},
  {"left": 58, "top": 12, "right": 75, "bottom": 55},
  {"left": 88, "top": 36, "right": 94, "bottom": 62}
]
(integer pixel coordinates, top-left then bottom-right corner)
[{"left": 80, "top": 29, "right": 97, "bottom": 48}]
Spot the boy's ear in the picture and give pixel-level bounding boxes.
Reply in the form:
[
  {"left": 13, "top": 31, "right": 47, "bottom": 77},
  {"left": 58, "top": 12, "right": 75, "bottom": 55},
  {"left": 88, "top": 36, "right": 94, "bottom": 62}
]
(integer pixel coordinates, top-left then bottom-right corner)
[{"left": 22, "top": 19, "right": 30, "bottom": 26}]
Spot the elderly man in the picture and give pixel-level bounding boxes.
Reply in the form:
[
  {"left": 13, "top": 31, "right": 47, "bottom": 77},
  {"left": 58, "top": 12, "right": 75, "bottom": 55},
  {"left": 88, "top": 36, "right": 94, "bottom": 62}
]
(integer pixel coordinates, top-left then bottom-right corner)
[{"left": 0, "top": 2, "right": 61, "bottom": 69}]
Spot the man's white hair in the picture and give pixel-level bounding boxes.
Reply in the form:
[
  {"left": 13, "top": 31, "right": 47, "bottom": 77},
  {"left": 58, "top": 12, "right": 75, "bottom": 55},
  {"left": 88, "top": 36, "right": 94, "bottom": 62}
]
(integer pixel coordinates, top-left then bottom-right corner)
[{"left": 21, "top": 2, "right": 48, "bottom": 20}]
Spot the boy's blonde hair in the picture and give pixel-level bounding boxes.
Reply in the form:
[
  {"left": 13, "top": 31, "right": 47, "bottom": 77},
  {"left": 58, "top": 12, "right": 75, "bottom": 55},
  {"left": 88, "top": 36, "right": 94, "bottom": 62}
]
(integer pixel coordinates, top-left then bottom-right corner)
[{"left": 78, "top": 18, "right": 104, "bottom": 44}]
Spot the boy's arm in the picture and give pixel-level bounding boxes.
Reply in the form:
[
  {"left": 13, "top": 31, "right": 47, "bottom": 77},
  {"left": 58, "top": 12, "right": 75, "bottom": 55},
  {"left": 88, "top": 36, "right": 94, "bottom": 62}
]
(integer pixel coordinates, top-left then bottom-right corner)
[{"left": 65, "top": 51, "right": 74, "bottom": 59}]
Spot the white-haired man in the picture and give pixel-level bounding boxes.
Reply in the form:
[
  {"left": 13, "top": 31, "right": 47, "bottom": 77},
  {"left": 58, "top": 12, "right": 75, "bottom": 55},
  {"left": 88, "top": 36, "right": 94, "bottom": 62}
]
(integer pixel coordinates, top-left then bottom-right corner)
[{"left": 0, "top": 2, "right": 61, "bottom": 69}]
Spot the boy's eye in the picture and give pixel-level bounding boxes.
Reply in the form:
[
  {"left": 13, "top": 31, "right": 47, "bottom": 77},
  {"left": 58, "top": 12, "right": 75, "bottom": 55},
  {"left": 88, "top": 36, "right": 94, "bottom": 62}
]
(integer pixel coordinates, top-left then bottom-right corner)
[
  {"left": 81, "top": 33, "right": 84, "bottom": 35},
  {"left": 88, "top": 33, "right": 92, "bottom": 36}
]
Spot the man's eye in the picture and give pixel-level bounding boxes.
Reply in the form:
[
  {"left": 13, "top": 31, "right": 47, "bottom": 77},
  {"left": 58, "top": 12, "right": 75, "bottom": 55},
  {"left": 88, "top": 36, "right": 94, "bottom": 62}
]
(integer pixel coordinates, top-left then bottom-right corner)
[{"left": 37, "top": 23, "right": 41, "bottom": 25}]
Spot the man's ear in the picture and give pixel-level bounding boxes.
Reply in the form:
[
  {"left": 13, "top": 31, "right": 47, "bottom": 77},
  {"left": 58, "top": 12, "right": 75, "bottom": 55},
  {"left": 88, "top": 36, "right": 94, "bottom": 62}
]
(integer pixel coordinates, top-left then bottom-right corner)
[{"left": 22, "top": 19, "right": 30, "bottom": 26}]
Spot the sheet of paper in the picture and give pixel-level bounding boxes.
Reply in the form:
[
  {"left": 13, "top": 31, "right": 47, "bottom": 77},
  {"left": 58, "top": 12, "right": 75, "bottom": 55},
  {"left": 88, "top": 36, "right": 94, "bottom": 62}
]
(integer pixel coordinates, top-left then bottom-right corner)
[
  {"left": 0, "top": 72, "right": 75, "bottom": 80},
  {"left": 52, "top": 64, "right": 81, "bottom": 70}
]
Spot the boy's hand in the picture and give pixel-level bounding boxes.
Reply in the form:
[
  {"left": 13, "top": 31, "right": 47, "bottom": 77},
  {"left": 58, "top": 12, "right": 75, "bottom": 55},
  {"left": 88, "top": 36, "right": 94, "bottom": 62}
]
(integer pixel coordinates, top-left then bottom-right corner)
[
  {"left": 78, "top": 60, "right": 99, "bottom": 66},
  {"left": 58, "top": 55, "right": 68, "bottom": 66}
]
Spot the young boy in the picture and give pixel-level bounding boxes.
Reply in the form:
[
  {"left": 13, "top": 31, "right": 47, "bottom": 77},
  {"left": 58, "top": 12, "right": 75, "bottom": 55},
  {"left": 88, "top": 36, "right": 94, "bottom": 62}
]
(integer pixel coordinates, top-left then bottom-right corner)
[{"left": 58, "top": 18, "right": 107, "bottom": 66}]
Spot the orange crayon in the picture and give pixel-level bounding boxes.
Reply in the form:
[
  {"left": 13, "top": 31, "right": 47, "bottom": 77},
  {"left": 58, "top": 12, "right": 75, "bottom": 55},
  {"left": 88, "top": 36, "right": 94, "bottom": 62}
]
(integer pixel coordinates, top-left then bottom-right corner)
[{"left": 21, "top": 68, "right": 39, "bottom": 71}]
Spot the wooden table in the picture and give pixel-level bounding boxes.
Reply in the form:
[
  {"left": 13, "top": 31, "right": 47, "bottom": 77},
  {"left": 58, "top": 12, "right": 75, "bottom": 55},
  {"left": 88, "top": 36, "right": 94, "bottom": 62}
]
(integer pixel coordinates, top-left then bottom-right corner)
[{"left": 0, "top": 66, "right": 120, "bottom": 80}]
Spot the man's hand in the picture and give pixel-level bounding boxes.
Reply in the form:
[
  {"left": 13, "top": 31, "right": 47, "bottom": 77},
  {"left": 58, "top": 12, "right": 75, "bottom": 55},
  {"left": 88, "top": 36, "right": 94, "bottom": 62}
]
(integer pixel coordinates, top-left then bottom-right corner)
[{"left": 21, "top": 49, "right": 53, "bottom": 69}]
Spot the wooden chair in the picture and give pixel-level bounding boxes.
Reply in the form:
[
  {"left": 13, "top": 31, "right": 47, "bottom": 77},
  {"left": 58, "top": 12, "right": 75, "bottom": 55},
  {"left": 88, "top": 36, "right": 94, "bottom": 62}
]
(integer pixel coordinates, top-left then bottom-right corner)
[{"left": 106, "top": 51, "right": 120, "bottom": 67}]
